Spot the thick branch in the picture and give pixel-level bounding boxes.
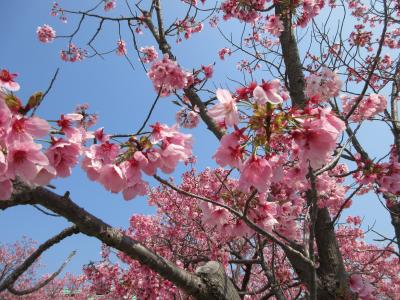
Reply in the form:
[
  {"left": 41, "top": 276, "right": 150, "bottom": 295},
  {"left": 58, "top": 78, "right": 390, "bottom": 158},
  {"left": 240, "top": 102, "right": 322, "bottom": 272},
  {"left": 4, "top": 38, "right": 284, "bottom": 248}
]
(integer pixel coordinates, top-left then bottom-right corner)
[
  {"left": 0, "top": 226, "right": 79, "bottom": 293},
  {"left": 7, "top": 251, "right": 76, "bottom": 296},
  {"left": 275, "top": 5, "right": 306, "bottom": 107},
  {"left": 7, "top": 184, "right": 240, "bottom": 300}
]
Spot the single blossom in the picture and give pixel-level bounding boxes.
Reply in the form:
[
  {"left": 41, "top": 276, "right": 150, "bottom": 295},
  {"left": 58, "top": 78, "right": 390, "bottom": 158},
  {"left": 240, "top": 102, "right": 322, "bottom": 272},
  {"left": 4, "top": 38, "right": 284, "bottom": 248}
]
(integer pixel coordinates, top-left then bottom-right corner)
[
  {"left": 7, "top": 115, "right": 50, "bottom": 144},
  {"left": 0, "top": 69, "right": 20, "bottom": 91},
  {"left": 98, "top": 164, "right": 126, "bottom": 193},
  {"left": 208, "top": 89, "right": 239, "bottom": 127},
  {"left": 239, "top": 155, "right": 272, "bottom": 192},
  {"left": 104, "top": 0, "right": 116, "bottom": 11},
  {"left": 213, "top": 131, "right": 244, "bottom": 168},
  {"left": 253, "top": 80, "right": 283, "bottom": 105},
  {"left": 46, "top": 138, "right": 82, "bottom": 178},
  {"left": 6, "top": 142, "right": 49, "bottom": 182}
]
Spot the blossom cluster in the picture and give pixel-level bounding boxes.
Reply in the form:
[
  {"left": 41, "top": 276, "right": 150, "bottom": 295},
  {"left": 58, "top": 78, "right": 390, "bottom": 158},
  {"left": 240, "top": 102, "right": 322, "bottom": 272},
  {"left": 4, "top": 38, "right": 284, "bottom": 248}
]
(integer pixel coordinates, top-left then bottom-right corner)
[
  {"left": 82, "top": 122, "right": 192, "bottom": 200},
  {"left": 305, "top": 68, "right": 342, "bottom": 102},
  {"left": 115, "top": 39, "right": 127, "bottom": 56},
  {"left": 175, "top": 108, "right": 200, "bottom": 129},
  {"left": 175, "top": 18, "right": 204, "bottom": 42},
  {"left": 296, "top": 0, "right": 326, "bottom": 28},
  {"left": 221, "top": 0, "right": 266, "bottom": 23},
  {"left": 36, "top": 24, "right": 56, "bottom": 43},
  {"left": 353, "top": 148, "right": 400, "bottom": 196},
  {"left": 60, "top": 43, "right": 87, "bottom": 62},
  {"left": 0, "top": 73, "right": 87, "bottom": 199},
  {"left": 0, "top": 70, "right": 193, "bottom": 202},
  {"left": 139, "top": 46, "right": 158, "bottom": 63},
  {"left": 265, "top": 15, "right": 284, "bottom": 37},
  {"left": 218, "top": 47, "right": 232, "bottom": 60},
  {"left": 341, "top": 93, "right": 387, "bottom": 122},
  {"left": 147, "top": 54, "right": 193, "bottom": 96}
]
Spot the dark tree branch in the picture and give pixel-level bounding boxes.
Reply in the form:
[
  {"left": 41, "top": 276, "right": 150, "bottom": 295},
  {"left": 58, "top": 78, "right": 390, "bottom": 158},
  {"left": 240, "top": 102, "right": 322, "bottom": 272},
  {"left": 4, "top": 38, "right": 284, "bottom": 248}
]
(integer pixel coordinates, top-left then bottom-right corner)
[
  {"left": 0, "top": 226, "right": 79, "bottom": 293},
  {"left": 6, "top": 183, "right": 241, "bottom": 300}
]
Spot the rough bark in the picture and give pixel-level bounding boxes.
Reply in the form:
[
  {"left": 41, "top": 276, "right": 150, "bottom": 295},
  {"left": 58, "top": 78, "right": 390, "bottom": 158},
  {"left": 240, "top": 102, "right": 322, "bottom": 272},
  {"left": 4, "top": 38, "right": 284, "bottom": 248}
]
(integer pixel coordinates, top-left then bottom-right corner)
[
  {"left": 195, "top": 261, "right": 241, "bottom": 300},
  {"left": 275, "top": 4, "right": 306, "bottom": 107},
  {"left": 275, "top": 3, "right": 354, "bottom": 298},
  {"left": 4, "top": 183, "right": 241, "bottom": 300}
]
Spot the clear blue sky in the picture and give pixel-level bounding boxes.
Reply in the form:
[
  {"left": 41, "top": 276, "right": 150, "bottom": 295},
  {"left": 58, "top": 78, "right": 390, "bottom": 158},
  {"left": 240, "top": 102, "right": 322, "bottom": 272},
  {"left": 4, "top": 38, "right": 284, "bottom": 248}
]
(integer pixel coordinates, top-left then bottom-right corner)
[{"left": 0, "top": 0, "right": 394, "bottom": 277}]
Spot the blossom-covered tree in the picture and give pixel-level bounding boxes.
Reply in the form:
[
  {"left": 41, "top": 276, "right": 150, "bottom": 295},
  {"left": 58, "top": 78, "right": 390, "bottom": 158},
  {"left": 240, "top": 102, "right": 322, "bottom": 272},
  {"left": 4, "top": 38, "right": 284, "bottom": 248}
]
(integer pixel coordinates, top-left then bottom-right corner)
[{"left": 1, "top": 0, "right": 400, "bottom": 299}]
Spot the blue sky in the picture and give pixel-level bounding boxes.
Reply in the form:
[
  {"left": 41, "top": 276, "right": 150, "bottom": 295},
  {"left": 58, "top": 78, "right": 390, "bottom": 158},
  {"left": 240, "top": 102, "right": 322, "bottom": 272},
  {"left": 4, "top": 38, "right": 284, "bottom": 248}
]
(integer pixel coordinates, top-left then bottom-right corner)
[{"left": 0, "top": 0, "right": 395, "bottom": 277}]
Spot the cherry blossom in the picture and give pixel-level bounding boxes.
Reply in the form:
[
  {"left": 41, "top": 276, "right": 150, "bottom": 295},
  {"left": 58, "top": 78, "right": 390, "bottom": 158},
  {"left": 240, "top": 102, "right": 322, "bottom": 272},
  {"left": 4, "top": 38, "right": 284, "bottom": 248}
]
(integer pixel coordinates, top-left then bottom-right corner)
[
  {"left": 253, "top": 80, "right": 283, "bottom": 105},
  {"left": 36, "top": 24, "right": 56, "bottom": 43},
  {"left": 147, "top": 54, "right": 191, "bottom": 96},
  {"left": 104, "top": 0, "right": 116, "bottom": 11},
  {"left": 342, "top": 93, "right": 387, "bottom": 122},
  {"left": 139, "top": 46, "right": 158, "bottom": 63},
  {"left": 115, "top": 39, "right": 127, "bottom": 56},
  {"left": 208, "top": 88, "right": 239, "bottom": 127},
  {"left": 0, "top": 69, "right": 20, "bottom": 91},
  {"left": 265, "top": 15, "right": 284, "bottom": 37},
  {"left": 176, "top": 108, "right": 200, "bottom": 128}
]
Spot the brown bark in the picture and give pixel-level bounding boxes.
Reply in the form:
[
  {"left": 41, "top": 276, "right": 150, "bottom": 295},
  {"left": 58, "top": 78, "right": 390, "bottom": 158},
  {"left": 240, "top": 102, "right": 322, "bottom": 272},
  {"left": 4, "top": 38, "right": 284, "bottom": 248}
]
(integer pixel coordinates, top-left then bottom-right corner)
[
  {"left": 4, "top": 183, "right": 241, "bottom": 300},
  {"left": 275, "top": 3, "right": 354, "bottom": 298}
]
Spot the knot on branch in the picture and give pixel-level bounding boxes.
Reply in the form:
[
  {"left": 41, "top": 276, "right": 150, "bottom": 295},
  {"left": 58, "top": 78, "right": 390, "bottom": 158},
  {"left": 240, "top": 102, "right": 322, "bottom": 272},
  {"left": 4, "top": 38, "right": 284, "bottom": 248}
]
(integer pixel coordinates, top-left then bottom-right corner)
[{"left": 195, "top": 261, "right": 240, "bottom": 300}]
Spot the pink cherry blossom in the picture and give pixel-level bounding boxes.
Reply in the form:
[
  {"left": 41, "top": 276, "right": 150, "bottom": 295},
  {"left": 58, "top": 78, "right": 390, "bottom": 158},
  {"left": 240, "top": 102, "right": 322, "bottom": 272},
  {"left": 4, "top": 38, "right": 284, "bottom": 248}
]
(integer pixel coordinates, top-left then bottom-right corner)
[
  {"left": 57, "top": 113, "right": 83, "bottom": 138},
  {"left": 32, "top": 164, "right": 57, "bottom": 186},
  {"left": 349, "top": 274, "right": 375, "bottom": 299},
  {"left": 0, "top": 178, "right": 12, "bottom": 200},
  {"left": 6, "top": 142, "right": 49, "bottom": 182},
  {"left": 82, "top": 141, "right": 120, "bottom": 181},
  {"left": 122, "top": 179, "right": 148, "bottom": 200},
  {"left": 253, "top": 80, "right": 283, "bottom": 105},
  {"left": 239, "top": 155, "right": 272, "bottom": 192},
  {"left": 305, "top": 68, "right": 342, "bottom": 102},
  {"left": 98, "top": 164, "right": 126, "bottom": 193},
  {"left": 201, "top": 64, "right": 213, "bottom": 79},
  {"left": 0, "top": 69, "right": 20, "bottom": 91},
  {"left": 218, "top": 47, "right": 231, "bottom": 60},
  {"left": 7, "top": 115, "right": 50, "bottom": 144},
  {"left": 0, "top": 151, "right": 7, "bottom": 175},
  {"left": 60, "top": 43, "right": 87, "bottom": 62},
  {"left": 176, "top": 108, "right": 200, "bottom": 128},
  {"left": 36, "top": 24, "right": 56, "bottom": 43},
  {"left": 0, "top": 95, "right": 12, "bottom": 141},
  {"left": 213, "top": 130, "right": 245, "bottom": 168},
  {"left": 139, "top": 46, "right": 158, "bottom": 63},
  {"left": 221, "top": 0, "right": 266, "bottom": 23},
  {"left": 265, "top": 15, "right": 284, "bottom": 37},
  {"left": 342, "top": 93, "right": 387, "bottom": 122},
  {"left": 116, "top": 40, "right": 127, "bottom": 56},
  {"left": 292, "top": 108, "right": 344, "bottom": 169},
  {"left": 208, "top": 89, "right": 239, "bottom": 127},
  {"left": 94, "top": 127, "right": 110, "bottom": 143},
  {"left": 104, "top": 0, "right": 116, "bottom": 11},
  {"left": 46, "top": 138, "right": 82, "bottom": 178},
  {"left": 147, "top": 54, "right": 191, "bottom": 96},
  {"left": 149, "top": 122, "right": 177, "bottom": 144},
  {"left": 159, "top": 131, "right": 192, "bottom": 173}
]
